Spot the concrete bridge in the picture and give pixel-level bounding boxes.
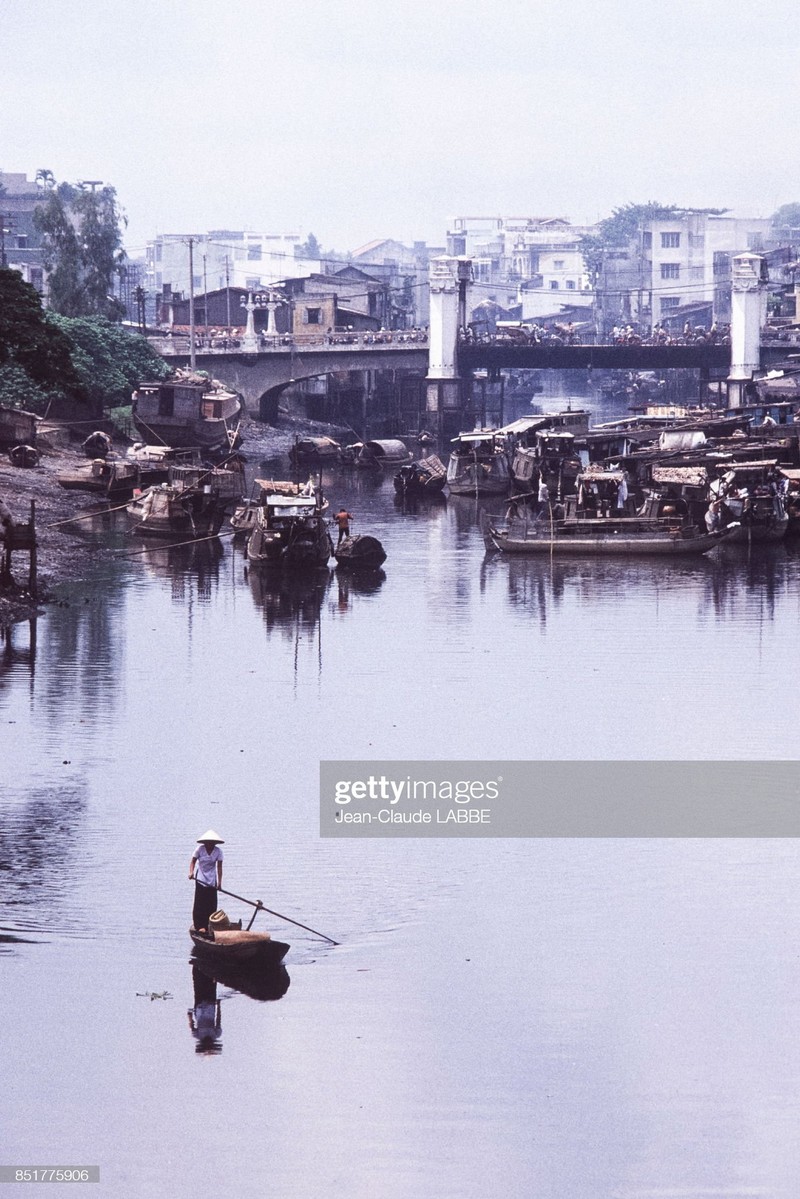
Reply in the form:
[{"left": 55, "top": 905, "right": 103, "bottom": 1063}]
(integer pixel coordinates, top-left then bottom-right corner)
[
  {"left": 150, "top": 252, "right": 783, "bottom": 433},
  {"left": 151, "top": 338, "right": 427, "bottom": 421}
]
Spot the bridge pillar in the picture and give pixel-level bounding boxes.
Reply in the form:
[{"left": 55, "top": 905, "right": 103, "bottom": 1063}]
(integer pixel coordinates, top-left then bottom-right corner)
[
  {"left": 728, "top": 252, "right": 767, "bottom": 407},
  {"left": 426, "top": 256, "right": 471, "bottom": 437}
]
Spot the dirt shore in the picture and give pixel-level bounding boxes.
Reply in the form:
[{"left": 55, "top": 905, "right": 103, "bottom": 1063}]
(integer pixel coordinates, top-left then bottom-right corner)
[{"left": 0, "top": 414, "right": 351, "bottom": 629}]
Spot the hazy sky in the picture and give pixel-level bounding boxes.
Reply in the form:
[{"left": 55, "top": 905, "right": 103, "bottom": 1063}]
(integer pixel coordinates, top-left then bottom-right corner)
[{"left": 2, "top": 0, "right": 797, "bottom": 256}]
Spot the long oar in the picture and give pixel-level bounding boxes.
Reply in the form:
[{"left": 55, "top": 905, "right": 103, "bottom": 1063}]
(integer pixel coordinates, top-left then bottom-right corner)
[{"left": 217, "top": 885, "right": 339, "bottom": 945}]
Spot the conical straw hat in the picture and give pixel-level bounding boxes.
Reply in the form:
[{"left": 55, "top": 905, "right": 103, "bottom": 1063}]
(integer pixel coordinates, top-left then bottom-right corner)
[{"left": 197, "top": 828, "right": 225, "bottom": 843}]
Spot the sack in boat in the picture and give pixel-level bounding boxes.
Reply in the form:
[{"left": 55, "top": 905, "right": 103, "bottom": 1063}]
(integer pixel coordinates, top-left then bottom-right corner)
[{"left": 209, "top": 910, "right": 242, "bottom": 932}]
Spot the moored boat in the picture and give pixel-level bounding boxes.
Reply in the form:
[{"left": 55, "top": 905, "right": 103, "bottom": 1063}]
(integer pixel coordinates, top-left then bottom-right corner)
[
  {"left": 334, "top": 534, "right": 387, "bottom": 570},
  {"left": 481, "top": 511, "right": 728, "bottom": 556},
  {"left": 247, "top": 487, "right": 333, "bottom": 568},
  {"left": 394, "top": 455, "right": 447, "bottom": 496},
  {"left": 354, "top": 439, "right": 413, "bottom": 470},
  {"left": 447, "top": 431, "right": 510, "bottom": 496},
  {"left": 132, "top": 371, "right": 242, "bottom": 451},
  {"left": 288, "top": 435, "right": 342, "bottom": 465},
  {"left": 127, "top": 466, "right": 242, "bottom": 538}
]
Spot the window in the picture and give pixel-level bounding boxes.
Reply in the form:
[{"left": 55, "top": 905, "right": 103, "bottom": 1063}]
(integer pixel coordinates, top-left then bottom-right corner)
[
  {"left": 642, "top": 232, "right": 652, "bottom": 249},
  {"left": 661, "top": 263, "right": 680, "bottom": 279},
  {"left": 661, "top": 297, "right": 680, "bottom": 310},
  {"left": 247, "top": 244, "right": 262, "bottom": 261},
  {"left": 245, "top": 277, "right": 260, "bottom": 289},
  {"left": 550, "top": 280, "right": 560, "bottom": 289},
  {"left": 661, "top": 232, "right": 681, "bottom": 248},
  {"left": 17, "top": 235, "right": 28, "bottom": 249},
  {"left": 553, "top": 259, "right": 565, "bottom": 269},
  {"left": 566, "top": 280, "right": 576, "bottom": 290},
  {"left": 305, "top": 307, "right": 322, "bottom": 324}
]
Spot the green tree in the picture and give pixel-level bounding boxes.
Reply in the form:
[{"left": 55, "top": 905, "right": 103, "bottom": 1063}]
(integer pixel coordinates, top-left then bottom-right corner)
[
  {"left": 0, "top": 268, "right": 81, "bottom": 406},
  {"left": 47, "top": 314, "right": 169, "bottom": 410},
  {"left": 33, "top": 178, "right": 127, "bottom": 319},
  {"left": 298, "top": 232, "right": 322, "bottom": 259},
  {"left": 771, "top": 203, "right": 800, "bottom": 236}
]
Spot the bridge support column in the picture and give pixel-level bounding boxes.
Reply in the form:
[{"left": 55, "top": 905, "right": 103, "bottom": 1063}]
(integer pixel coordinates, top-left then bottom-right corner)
[
  {"left": 727, "top": 252, "right": 767, "bottom": 407},
  {"left": 426, "top": 256, "right": 471, "bottom": 438}
]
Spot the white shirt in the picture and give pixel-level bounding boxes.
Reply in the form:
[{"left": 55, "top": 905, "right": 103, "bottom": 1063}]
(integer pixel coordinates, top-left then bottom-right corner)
[{"left": 193, "top": 845, "right": 222, "bottom": 887}]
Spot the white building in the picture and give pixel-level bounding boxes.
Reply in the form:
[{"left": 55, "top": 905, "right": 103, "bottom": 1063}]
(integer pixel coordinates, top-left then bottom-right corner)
[
  {"left": 637, "top": 213, "right": 773, "bottom": 327},
  {"left": 145, "top": 230, "right": 322, "bottom": 300},
  {"left": 447, "top": 215, "right": 596, "bottom": 320}
]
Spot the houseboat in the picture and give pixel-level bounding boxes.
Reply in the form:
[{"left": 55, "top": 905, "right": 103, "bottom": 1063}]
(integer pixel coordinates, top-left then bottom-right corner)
[
  {"left": 247, "top": 488, "right": 332, "bottom": 569},
  {"left": 446, "top": 431, "right": 510, "bottom": 496},
  {"left": 132, "top": 371, "right": 242, "bottom": 451}
]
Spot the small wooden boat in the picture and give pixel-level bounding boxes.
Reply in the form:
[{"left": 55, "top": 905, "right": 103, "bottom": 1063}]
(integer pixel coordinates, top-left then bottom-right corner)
[
  {"left": 127, "top": 466, "right": 241, "bottom": 538},
  {"left": 7, "top": 444, "right": 40, "bottom": 468},
  {"left": 58, "top": 457, "right": 141, "bottom": 498},
  {"left": 355, "top": 439, "right": 413, "bottom": 470},
  {"left": 190, "top": 928, "right": 290, "bottom": 966},
  {"left": 288, "top": 435, "right": 342, "bottom": 465},
  {"left": 394, "top": 455, "right": 447, "bottom": 496},
  {"left": 335, "top": 533, "right": 387, "bottom": 569},
  {"left": 447, "top": 431, "right": 510, "bottom": 496}
]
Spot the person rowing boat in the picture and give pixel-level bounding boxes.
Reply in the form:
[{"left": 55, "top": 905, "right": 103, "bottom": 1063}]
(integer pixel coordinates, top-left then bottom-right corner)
[{"left": 189, "top": 829, "right": 224, "bottom": 933}]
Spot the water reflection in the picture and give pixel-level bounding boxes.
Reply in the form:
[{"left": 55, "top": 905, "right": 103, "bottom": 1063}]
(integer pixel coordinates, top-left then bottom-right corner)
[
  {"left": 136, "top": 538, "right": 226, "bottom": 602},
  {"left": 191, "top": 957, "right": 291, "bottom": 1004},
  {"left": 246, "top": 564, "right": 332, "bottom": 636},
  {"left": 0, "top": 783, "right": 87, "bottom": 934},
  {"left": 0, "top": 618, "right": 37, "bottom": 697},
  {"left": 188, "top": 964, "right": 222, "bottom": 1055},
  {"left": 331, "top": 567, "right": 386, "bottom": 613}
]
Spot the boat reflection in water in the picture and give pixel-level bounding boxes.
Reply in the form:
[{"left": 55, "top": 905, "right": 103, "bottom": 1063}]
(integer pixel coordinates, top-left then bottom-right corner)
[
  {"left": 190, "top": 958, "right": 290, "bottom": 1007},
  {"left": 247, "top": 563, "right": 332, "bottom": 635}
]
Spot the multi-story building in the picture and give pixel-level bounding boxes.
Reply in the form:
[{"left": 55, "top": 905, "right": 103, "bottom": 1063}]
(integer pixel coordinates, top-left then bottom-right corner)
[
  {"left": 0, "top": 171, "right": 46, "bottom": 293},
  {"left": 446, "top": 215, "right": 596, "bottom": 321},
  {"left": 349, "top": 238, "right": 443, "bottom": 327},
  {"left": 598, "top": 211, "right": 774, "bottom": 332},
  {"left": 145, "top": 230, "right": 322, "bottom": 300}
]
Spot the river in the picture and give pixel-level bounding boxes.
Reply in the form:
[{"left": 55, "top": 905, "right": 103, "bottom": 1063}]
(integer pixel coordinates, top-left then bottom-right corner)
[{"left": 2, "top": 383, "right": 800, "bottom": 1197}]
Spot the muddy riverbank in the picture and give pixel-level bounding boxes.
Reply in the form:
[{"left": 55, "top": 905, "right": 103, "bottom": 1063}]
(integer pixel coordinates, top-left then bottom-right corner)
[{"left": 0, "top": 414, "right": 350, "bottom": 628}]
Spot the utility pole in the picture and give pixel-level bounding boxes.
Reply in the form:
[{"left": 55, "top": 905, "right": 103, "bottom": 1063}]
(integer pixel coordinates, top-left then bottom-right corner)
[
  {"left": 202, "top": 245, "right": 208, "bottom": 342},
  {"left": 225, "top": 256, "right": 231, "bottom": 328},
  {"left": 188, "top": 237, "right": 196, "bottom": 369}
]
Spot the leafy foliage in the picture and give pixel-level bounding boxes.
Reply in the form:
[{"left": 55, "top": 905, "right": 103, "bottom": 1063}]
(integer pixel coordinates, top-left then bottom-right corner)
[
  {"left": 0, "top": 270, "right": 168, "bottom": 416},
  {"left": 297, "top": 232, "right": 322, "bottom": 259},
  {"left": 771, "top": 203, "right": 800, "bottom": 234},
  {"left": 47, "top": 315, "right": 170, "bottom": 410},
  {"left": 0, "top": 268, "right": 81, "bottom": 409},
  {"left": 33, "top": 179, "right": 127, "bottom": 319}
]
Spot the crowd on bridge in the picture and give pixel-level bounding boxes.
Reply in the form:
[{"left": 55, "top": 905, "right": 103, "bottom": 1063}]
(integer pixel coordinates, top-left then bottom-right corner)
[{"left": 459, "top": 319, "right": 733, "bottom": 349}]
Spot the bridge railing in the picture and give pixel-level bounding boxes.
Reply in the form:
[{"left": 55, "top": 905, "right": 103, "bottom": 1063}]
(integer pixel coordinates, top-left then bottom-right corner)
[{"left": 148, "top": 330, "right": 429, "bottom": 356}]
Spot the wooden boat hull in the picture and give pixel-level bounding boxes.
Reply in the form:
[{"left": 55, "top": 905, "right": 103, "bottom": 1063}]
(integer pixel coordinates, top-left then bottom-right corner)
[
  {"left": 334, "top": 534, "right": 387, "bottom": 569},
  {"left": 483, "top": 515, "right": 726, "bottom": 556},
  {"left": 190, "top": 928, "right": 290, "bottom": 965}
]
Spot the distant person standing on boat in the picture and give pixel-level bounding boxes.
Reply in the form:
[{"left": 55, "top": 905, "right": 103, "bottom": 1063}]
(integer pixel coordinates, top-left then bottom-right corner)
[
  {"left": 536, "top": 477, "right": 549, "bottom": 517},
  {"left": 335, "top": 507, "right": 353, "bottom": 546},
  {"left": 189, "top": 830, "right": 224, "bottom": 933}
]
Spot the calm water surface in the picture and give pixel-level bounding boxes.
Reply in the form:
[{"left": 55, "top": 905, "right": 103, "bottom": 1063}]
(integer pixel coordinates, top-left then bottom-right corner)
[{"left": 3, "top": 393, "right": 800, "bottom": 1197}]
